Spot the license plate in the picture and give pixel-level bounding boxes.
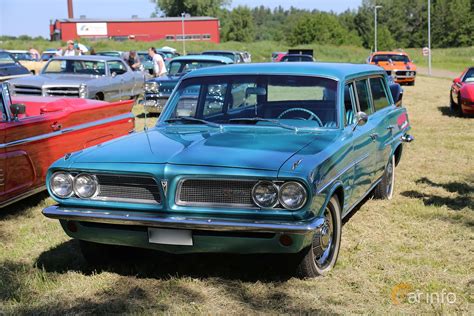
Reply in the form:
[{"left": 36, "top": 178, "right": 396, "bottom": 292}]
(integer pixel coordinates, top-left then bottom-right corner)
[{"left": 148, "top": 228, "right": 193, "bottom": 246}]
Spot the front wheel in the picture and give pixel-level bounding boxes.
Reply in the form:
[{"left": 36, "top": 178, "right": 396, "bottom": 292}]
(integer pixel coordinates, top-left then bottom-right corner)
[
  {"left": 294, "top": 196, "right": 342, "bottom": 278},
  {"left": 374, "top": 155, "right": 395, "bottom": 200}
]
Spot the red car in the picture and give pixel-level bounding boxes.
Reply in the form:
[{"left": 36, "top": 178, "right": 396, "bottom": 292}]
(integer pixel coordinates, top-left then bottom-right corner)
[
  {"left": 450, "top": 67, "right": 474, "bottom": 116},
  {"left": 0, "top": 83, "right": 135, "bottom": 207}
]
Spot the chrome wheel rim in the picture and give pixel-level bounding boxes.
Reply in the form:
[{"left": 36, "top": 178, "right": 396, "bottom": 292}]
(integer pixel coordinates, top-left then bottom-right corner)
[{"left": 313, "top": 206, "right": 334, "bottom": 269}]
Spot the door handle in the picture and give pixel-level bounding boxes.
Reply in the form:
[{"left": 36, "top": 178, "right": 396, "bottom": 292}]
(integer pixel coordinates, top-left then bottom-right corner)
[
  {"left": 387, "top": 125, "right": 396, "bottom": 131},
  {"left": 370, "top": 133, "right": 378, "bottom": 141},
  {"left": 51, "top": 122, "right": 62, "bottom": 131}
]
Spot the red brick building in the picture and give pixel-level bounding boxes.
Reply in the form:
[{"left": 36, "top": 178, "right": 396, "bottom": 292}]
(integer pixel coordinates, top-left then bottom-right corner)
[{"left": 50, "top": 17, "right": 220, "bottom": 43}]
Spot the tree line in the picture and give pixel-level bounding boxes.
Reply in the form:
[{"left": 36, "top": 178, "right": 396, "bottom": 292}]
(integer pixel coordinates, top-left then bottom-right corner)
[{"left": 153, "top": 0, "right": 474, "bottom": 49}]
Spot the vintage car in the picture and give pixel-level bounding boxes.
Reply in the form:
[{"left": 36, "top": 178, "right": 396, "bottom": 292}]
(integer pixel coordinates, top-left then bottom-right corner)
[
  {"left": 0, "top": 83, "right": 134, "bottom": 208},
  {"left": 142, "top": 55, "right": 233, "bottom": 114},
  {"left": 41, "top": 50, "right": 60, "bottom": 61},
  {"left": 280, "top": 54, "right": 315, "bottom": 62},
  {"left": 42, "top": 62, "right": 413, "bottom": 277},
  {"left": 272, "top": 52, "right": 287, "bottom": 62},
  {"left": 96, "top": 51, "right": 124, "bottom": 58},
  {"left": 8, "top": 56, "right": 145, "bottom": 101},
  {"left": 450, "top": 67, "right": 474, "bottom": 116},
  {"left": 368, "top": 51, "right": 417, "bottom": 85},
  {"left": 0, "top": 50, "right": 31, "bottom": 82},
  {"left": 202, "top": 50, "right": 245, "bottom": 63},
  {"left": 7, "top": 50, "right": 46, "bottom": 75}
]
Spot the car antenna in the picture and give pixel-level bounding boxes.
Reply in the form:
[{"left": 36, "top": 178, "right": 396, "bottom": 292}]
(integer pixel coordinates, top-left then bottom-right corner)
[{"left": 142, "top": 75, "right": 148, "bottom": 132}]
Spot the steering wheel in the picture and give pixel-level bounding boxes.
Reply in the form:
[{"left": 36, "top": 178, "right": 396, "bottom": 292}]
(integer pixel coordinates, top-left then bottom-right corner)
[{"left": 278, "top": 108, "right": 323, "bottom": 126}]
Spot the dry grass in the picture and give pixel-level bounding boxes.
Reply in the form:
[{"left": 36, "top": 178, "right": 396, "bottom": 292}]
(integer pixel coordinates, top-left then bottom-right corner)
[{"left": 0, "top": 76, "right": 473, "bottom": 314}]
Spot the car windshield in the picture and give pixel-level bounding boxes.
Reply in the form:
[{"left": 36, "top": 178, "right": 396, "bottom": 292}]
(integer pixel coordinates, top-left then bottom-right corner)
[
  {"left": 97, "top": 52, "right": 121, "bottom": 57},
  {"left": 158, "top": 51, "right": 175, "bottom": 59},
  {"left": 0, "top": 52, "right": 16, "bottom": 65},
  {"left": 138, "top": 53, "right": 151, "bottom": 62},
  {"left": 162, "top": 75, "right": 338, "bottom": 129},
  {"left": 463, "top": 68, "right": 474, "bottom": 83},
  {"left": 168, "top": 60, "right": 224, "bottom": 76},
  {"left": 203, "top": 52, "right": 235, "bottom": 61},
  {"left": 372, "top": 54, "right": 410, "bottom": 63},
  {"left": 43, "top": 59, "right": 106, "bottom": 75},
  {"left": 10, "top": 52, "right": 34, "bottom": 61},
  {"left": 281, "top": 55, "right": 313, "bottom": 62},
  {"left": 41, "top": 53, "right": 56, "bottom": 61}
]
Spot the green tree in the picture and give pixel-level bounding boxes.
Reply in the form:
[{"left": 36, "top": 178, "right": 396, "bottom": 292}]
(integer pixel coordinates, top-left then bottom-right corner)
[
  {"left": 222, "top": 6, "right": 255, "bottom": 42},
  {"left": 152, "top": 0, "right": 229, "bottom": 17}
]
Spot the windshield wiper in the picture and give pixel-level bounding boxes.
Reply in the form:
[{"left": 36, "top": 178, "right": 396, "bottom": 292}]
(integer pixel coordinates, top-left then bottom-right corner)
[
  {"left": 228, "top": 117, "right": 297, "bottom": 131},
  {"left": 165, "top": 117, "right": 222, "bottom": 128}
]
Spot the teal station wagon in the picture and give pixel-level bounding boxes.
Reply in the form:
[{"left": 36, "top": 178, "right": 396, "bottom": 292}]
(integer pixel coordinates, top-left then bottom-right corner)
[{"left": 43, "top": 63, "right": 413, "bottom": 277}]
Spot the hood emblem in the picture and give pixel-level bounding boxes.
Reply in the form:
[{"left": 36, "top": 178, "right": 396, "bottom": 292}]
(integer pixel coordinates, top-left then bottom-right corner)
[
  {"left": 292, "top": 159, "right": 303, "bottom": 170},
  {"left": 161, "top": 180, "right": 168, "bottom": 197}
]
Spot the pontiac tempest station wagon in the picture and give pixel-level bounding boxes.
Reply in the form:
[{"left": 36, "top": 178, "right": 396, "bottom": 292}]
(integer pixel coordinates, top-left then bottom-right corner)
[{"left": 43, "top": 63, "right": 412, "bottom": 277}]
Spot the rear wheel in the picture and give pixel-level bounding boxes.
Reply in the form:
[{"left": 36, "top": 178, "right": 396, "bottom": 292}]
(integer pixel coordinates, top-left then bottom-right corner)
[
  {"left": 94, "top": 92, "right": 104, "bottom": 101},
  {"left": 294, "top": 196, "right": 342, "bottom": 278},
  {"left": 374, "top": 155, "right": 395, "bottom": 200}
]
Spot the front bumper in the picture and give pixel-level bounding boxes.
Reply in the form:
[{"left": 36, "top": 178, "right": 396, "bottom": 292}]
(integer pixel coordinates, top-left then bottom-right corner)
[{"left": 43, "top": 205, "right": 324, "bottom": 235}]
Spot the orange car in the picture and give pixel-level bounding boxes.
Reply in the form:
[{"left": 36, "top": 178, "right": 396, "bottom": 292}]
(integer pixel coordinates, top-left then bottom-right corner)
[{"left": 368, "top": 51, "right": 417, "bottom": 85}]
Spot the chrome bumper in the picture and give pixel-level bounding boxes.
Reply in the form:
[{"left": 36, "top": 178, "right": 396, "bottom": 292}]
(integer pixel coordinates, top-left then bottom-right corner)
[
  {"left": 43, "top": 205, "right": 324, "bottom": 235},
  {"left": 141, "top": 95, "right": 169, "bottom": 113}
]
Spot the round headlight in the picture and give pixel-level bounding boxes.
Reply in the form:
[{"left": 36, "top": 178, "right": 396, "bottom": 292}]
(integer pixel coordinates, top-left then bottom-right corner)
[
  {"left": 279, "top": 182, "right": 307, "bottom": 210},
  {"left": 50, "top": 172, "right": 74, "bottom": 198},
  {"left": 252, "top": 181, "right": 279, "bottom": 208},
  {"left": 73, "top": 174, "right": 99, "bottom": 198}
]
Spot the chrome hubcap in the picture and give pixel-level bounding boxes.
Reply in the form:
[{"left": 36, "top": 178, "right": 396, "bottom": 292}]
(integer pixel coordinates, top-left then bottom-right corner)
[{"left": 313, "top": 207, "right": 334, "bottom": 268}]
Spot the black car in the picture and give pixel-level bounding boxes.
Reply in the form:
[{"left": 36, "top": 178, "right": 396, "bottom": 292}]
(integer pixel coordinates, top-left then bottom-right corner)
[{"left": 0, "top": 51, "right": 30, "bottom": 81}]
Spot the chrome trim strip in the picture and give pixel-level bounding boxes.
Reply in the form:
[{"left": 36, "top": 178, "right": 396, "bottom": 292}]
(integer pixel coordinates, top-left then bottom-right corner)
[
  {"left": 90, "top": 196, "right": 160, "bottom": 205},
  {"left": 317, "top": 153, "right": 370, "bottom": 194},
  {"left": 43, "top": 205, "right": 324, "bottom": 235},
  {"left": 175, "top": 178, "right": 258, "bottom": 208},
  {"left": 0, "top": 186, "right": 46, "bottom": 208},
  {"left": 0, "top": 112, "right": 134, "bottom": 149}
]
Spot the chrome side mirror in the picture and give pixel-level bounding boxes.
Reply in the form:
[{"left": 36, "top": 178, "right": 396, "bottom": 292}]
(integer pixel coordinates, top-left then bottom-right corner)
[
  {"left": 352, "top": 111, "right": 368, "bottom": 131},
  {"left": 111, "top": 72, "right": 117, "bottom": 78}
]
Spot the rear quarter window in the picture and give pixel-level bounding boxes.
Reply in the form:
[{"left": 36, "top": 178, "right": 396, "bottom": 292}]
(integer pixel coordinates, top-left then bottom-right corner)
[{"left": 370, "top": 77, "right": 391, "bottom": 111}]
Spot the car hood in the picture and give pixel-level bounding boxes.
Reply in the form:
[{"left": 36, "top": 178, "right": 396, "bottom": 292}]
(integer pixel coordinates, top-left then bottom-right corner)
[
  {"left": 374, "top": 62, "right": 416, "bottom": 70},
  {"left": 10, "top": 74, "right": 99, "bottom": 86},
  {"left": 70, "top": 126, "right": 335, "bottom": 171},
  {"left": 0, "top": 63, "right": 30, "bottom": 76}
]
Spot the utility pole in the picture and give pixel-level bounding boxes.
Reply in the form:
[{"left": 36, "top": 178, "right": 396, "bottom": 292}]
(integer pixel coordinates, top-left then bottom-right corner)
[
  {"left": 374, "top": 5, "right": 382, "bottom": 52},
  {"left": 181, "top": 12, "right": 186, "bottom": 55},
  {"left": 428, "top": 0, "right": 432, "bottom": 75}
]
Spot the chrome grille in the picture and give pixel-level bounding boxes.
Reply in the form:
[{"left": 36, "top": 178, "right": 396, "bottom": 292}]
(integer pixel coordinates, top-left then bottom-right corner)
[
  {"left": 45, "top": 86, "right": 79, "bottom": 97},
  {"left": 13, "top": 85, "right": 42, "bottom": 95},
  {"left": 93, "top": 174, "right": 161, "bottom": 205},
  {"left": 177, "top": 179, "right": 257, "bottom": 207}
]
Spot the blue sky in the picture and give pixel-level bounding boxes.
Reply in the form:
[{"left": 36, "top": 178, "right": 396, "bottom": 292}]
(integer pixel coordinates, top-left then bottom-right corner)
[{"left": 0, "top": 0, "right": 362, "bottom": 38}]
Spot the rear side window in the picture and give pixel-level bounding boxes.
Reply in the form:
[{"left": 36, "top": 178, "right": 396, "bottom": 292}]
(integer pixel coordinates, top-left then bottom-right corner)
[
  {"left": 355, "top": 79, "right": 372, "bottom": 114},
  {"left": 370, "top": 77, "right": 390, "bottom": 111}
]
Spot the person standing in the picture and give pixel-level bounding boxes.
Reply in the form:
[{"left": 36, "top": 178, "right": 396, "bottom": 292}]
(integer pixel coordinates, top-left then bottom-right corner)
[
  {"left": 62, "top": 40, "right": 81, "bottom": 56},
  {"left": 28, "top": 47, "right": 40, "bottom": 60},
  {"left": 123, "top": 50, "right": 141, "bottom": 71},
  {"left": 148, "top": 47, "right": 167, "bottom": 77}
]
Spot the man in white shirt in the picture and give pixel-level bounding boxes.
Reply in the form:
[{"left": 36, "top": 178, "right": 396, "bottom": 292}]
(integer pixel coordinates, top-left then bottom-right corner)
[
  {"left": 148, "top": 47, "right": 167, "bottom": 77},
  {"left": 62, "top": 40, "right": 81, "bottom": 56}
]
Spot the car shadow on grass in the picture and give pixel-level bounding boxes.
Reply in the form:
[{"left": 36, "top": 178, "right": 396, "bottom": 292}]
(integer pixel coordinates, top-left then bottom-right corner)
[
  {"left": 437, "top": 105, "right": 455, "bottom": 117},
  {"left": 33, "top": 241, "right": 337, "bottom": 314},
  {"left": 35, "top": 239, "right": 296, "bottom": 282},
  {"left": 0, "top": 191, "right": 50, "bottom": 221}
]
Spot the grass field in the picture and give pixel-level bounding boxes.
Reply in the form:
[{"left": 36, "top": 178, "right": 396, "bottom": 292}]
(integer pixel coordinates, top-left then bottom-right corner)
[
  {"left": 1, "top": 38, "right": 472, "bottom": 72},
  {"left": 0, "top": 75, "right": 472, "bottom": 314}
]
